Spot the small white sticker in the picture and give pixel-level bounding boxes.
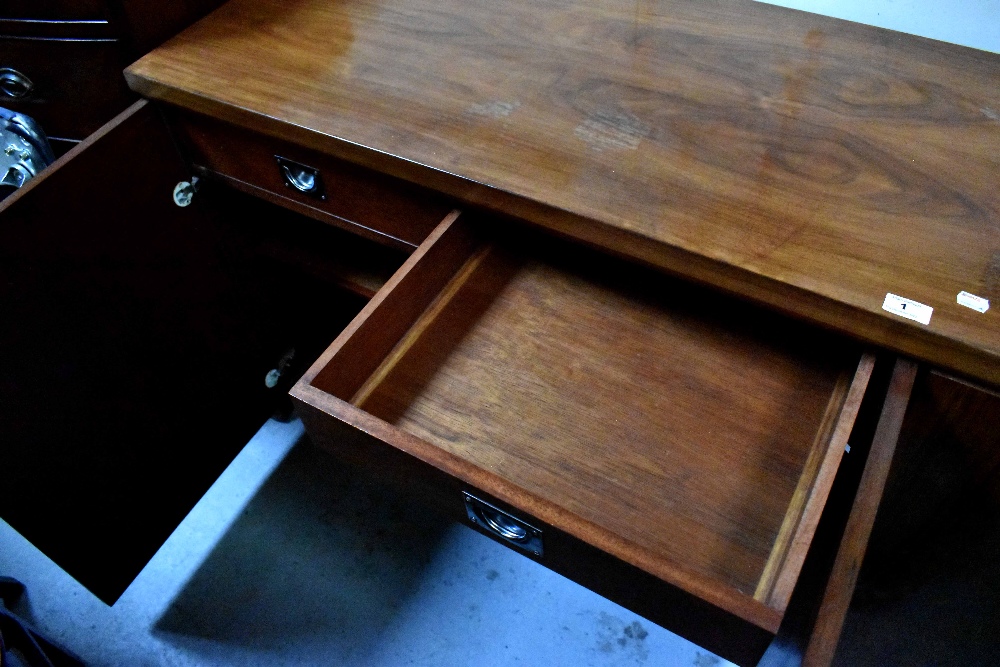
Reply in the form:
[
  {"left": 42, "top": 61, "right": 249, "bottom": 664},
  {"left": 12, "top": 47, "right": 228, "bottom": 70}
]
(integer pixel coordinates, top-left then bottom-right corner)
[
  {"left": 957, "top": 291, "right": 990, "bottom": 313},
  {"left": 882, "top": 293, "right": 933, "bottom": 325}
]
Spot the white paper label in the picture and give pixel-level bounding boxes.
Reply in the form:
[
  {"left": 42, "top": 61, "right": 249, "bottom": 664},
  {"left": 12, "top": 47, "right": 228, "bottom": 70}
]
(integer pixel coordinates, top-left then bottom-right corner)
[
  {"left": 957, "top": 291, "right": 990, "bottom": 313},
  {"left": 882, "top": 293, "right": 933, "bottom": 325}
]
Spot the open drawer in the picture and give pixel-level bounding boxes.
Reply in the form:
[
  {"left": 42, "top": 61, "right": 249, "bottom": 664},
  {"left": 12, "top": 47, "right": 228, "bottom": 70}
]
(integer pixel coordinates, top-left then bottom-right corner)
[{"left": 291, "top": 212, "right": 877, "bottom": 664}]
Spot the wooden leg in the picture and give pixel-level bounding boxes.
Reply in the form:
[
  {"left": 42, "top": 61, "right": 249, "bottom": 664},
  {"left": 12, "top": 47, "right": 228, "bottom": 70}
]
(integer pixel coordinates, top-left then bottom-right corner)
[{"left": 801, "top": 357, "right": 919, "bottom": 666}]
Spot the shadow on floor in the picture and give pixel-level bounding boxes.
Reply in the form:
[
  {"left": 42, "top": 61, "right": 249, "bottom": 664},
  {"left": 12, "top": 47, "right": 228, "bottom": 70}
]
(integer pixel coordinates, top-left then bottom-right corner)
[{"left": 151, "top": 439, "right": 452, "bottom": 658}]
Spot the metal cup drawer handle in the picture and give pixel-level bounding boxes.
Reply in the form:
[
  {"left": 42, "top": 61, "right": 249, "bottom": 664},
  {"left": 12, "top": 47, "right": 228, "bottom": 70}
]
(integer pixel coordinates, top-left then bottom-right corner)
[
  {"left": 463, "top": 491, "right": 543, "bottom": 557},
  {"left": 0, "top": 69, "right": 34, "bottom": 99},
  {"left": 275, "top": 155, "right": 325, "bottom": 199}
]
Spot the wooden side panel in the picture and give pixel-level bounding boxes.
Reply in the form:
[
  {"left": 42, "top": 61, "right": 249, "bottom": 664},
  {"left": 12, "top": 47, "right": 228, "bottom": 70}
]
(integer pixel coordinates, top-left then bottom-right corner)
[
  {"left": 0, "top": 101, "right": 367, "bottom": 602},
  {"left": 756, "top": 354, "right": 874, "bottom": 611},
  {"left": 818, "top": 370, "right": 1000, "bottom": 664},
  {"left": 801, "top": 358, "right": 919, "bottom": 666},
  {"left": 846, "top": 370, "right": 1000, "bottom": 597},
  {"left": 300, "top": 210, "right": 472, "bottom": 399},
  {"left": 905, "top": 372, "right": 1000, "bottom": 503}
]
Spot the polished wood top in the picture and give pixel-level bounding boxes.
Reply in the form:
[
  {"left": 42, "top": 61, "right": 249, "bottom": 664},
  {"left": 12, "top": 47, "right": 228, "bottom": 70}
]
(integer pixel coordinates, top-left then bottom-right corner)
[{"left": 125, "top": 0, "right": 1000, "bottom": 384}]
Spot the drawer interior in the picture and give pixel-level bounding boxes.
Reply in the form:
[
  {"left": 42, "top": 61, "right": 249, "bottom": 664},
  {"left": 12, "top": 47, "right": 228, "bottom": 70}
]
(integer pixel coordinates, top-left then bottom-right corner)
[{"left": 294, "top": 213, "right": 872, "bottom": 628}]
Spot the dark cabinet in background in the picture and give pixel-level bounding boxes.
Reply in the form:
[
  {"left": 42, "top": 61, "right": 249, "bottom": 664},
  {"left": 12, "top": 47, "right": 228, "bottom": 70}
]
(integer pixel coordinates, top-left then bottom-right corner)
[
  {"left": 0, "top": 0, "right": 223, "bottom": 153},
  {"left": 0, "top": 101, "right": 404, "bottom": 603}
]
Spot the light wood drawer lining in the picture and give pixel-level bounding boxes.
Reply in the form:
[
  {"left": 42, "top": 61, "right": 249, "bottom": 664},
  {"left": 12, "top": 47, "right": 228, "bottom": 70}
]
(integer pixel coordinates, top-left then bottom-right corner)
[{"left": 293, "top": 213, "right": 872, "bottom": 631}]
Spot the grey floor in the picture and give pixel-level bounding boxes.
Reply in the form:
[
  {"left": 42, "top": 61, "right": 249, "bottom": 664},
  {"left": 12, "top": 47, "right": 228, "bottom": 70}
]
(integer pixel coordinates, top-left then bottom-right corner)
[
  {"left": 2, "top": 2, "right": 999, "bottom": 666},
  {"left": 1, "top": 420, "right": 733, "bottom": 667}
]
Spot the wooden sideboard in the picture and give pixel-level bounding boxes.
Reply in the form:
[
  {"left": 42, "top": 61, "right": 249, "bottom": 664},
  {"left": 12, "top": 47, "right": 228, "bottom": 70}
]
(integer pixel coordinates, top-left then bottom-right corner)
[{"left": 1, "top": 0, "right": 997, "bottom": 664}]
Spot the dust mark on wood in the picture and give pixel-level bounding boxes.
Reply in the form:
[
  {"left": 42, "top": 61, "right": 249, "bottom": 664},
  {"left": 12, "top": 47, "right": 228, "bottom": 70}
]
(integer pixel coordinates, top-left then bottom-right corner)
[
  {"left": 983, "top": 107, "right": 1000, "bottom": 122},
  {"left": 467, "top": 100, "right": 520, "bottom": 119},
  {"left": 984, "top": 250, "right": 1000, "bottom": 298},
  {"left": 574, "top": 111, "right": 649, "bottom": 151}
]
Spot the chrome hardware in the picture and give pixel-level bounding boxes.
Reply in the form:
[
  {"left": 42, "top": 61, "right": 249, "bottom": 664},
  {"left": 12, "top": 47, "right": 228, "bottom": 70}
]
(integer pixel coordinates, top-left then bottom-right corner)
[
  {"left": 264, "top": 349, "right": 296, "bottom": 389},
  {"left": 0, "top": 69, "right": 34, "bottom": 99},
  {"left": 0, "top": 108, "right": 53, "bottom": 200},
  {"left": 276, "top": 155, "right": 325, "bottom": 199},
  {"left": 463, "top": 491, "right": 543, "bottom": 557},
  {"left": 172, "top": 177, "right": 199, "bottom": 207},
  {"left": 1, "top": 163, "right": 31, "bottom": 190}
]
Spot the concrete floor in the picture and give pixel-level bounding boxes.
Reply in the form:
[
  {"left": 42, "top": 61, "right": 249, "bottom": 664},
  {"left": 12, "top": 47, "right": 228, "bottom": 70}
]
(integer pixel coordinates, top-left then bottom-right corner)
[
  {"left": 1, "top": 420, "right": 733, "bottom": 667},
  {"left": 2, "top": 1, "right": 998, "bottom": 666}
]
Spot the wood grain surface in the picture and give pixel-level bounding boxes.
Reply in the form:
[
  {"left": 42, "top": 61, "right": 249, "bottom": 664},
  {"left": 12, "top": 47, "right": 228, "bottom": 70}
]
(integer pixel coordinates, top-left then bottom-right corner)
[
  {"left": 125, "top": 0, "right": 1000, "bottom": 385},
  {"left": 755, "top": 353, "right": 873, "bottom": 612}
]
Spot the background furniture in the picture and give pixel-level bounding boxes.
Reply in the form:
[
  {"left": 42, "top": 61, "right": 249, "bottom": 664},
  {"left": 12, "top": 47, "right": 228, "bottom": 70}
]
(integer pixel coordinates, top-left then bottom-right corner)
[{"left": 0, "top": 0, "right": 223, "bottom": 154}]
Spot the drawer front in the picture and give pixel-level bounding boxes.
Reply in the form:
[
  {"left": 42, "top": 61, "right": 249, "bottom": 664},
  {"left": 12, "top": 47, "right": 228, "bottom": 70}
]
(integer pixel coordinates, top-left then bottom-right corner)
[
  {"left": 291, "top": 212, "right": 882, "bottom": 664},
  {"left": 171, "top": 112, "right": 453, "bottom": 250},
  {"left": 296, "top": 403, "right": 776, "bottom": 667},
  {"left": 0, "top": 37, "right": 132, "bottom": 140},
  {"left": 0, "top": 0, "right": 107, "bottom": 21}
]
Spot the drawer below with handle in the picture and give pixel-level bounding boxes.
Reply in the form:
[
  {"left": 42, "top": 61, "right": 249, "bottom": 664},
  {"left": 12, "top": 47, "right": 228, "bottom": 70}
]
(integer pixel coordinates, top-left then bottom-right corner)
[{"left": 291, "top": 211, "right": 882, "bottom": 665}]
